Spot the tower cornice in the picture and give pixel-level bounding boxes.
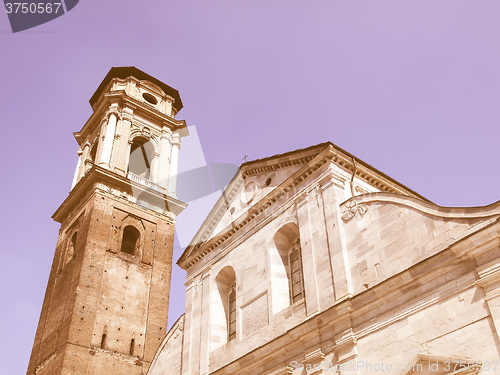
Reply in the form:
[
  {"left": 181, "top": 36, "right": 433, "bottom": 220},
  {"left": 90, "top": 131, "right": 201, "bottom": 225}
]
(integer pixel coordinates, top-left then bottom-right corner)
[{"left": 53, "top": 165, "right": 187, "bottom": 224}]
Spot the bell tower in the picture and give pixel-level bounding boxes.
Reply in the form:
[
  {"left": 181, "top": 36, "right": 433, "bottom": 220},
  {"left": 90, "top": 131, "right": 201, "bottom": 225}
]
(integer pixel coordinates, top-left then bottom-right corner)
[{"left": 27, "top": 67, "right": 188, "bottom": 375}]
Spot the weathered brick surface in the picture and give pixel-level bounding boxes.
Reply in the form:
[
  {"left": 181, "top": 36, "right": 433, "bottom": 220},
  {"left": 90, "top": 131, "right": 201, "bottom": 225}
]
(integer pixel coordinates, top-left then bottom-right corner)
[
  {"left": 28, "top": 186, "right": 176, "bottom": 375},
  {"left": 28, "top": 68, "right": 187, "bottom": 375}
]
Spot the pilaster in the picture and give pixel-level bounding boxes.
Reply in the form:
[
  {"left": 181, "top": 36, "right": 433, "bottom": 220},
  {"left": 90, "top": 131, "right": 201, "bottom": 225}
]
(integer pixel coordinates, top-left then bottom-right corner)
[
  {"left": 296, "top": 195, "right": 320, "bottom": 316},
  {"left": 199, "top": 270, "right": 212, "bottom": 375},
  {"left": 309, "top": 183, "right": 336, "bottom": 310},
  {"left": 182, "top": 280, "right": 195, "bottom": 375},
  {"left": 322, "top": 173, "right": 353, "bottom": 301}
]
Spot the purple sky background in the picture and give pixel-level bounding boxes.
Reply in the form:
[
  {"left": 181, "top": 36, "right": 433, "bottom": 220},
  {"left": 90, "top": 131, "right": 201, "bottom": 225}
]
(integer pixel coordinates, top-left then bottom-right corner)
[{"left": 1, "top": 1, "right": 500, "bottom": 373}]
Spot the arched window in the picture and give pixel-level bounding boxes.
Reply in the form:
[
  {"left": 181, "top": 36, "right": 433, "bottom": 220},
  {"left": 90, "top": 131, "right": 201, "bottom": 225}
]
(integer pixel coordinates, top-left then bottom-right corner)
[
  {"left": 120, "top": 226, "right": 140, "bottom": 256},
  {"left": 128, "top": 137, "right": 154, "bottom": 180},
  {"left": 288, "top": 237, "right": 305, "bottom": 304},
  {"left": 211, "top": 266, "right": 237, "bottom": 350},
  {"left": 228, "top": 284, "right": 237, "bottom": 342},
  {"left": 270, "top": 223, "right": 305, "bottom": 314}
]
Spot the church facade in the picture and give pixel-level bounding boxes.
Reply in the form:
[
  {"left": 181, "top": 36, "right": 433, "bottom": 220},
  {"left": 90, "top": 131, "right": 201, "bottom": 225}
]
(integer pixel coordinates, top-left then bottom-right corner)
[
  {"left": 29, "top": 68, "right": 500, "bottom": 375},
  {"left": 149, "top": 140, "right": 500, "bottom": 375}
]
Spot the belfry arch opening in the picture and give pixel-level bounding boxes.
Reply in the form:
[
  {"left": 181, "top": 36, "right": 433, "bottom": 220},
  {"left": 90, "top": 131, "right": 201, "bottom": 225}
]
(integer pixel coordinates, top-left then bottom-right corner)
[
  {"left": 120, "top": 226, "right": 140, "bottom": 256},
  {"left": 128, "top": 137, "right": 154, "bottom": 180}
]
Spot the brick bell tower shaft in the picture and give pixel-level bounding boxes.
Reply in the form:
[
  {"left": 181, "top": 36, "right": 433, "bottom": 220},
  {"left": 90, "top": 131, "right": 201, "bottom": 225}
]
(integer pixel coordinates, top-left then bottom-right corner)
[{"left": 27, "top": 67, "right": 188, "bottom": 375}]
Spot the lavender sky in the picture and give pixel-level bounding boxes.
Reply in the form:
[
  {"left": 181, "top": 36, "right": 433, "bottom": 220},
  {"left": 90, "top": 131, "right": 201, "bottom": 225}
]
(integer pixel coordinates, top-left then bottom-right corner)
[{"left": 1, "top": 1, "right": 500, "bottom": 373}]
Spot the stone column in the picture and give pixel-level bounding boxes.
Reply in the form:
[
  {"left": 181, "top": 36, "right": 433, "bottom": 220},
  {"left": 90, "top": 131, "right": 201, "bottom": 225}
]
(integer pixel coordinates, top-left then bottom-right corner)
[
  {"left": 98, "top": 112, "right": 117, "bottom": 168},
  {"left": 71, "top": 149, "right": 83, "bottom": 189},
  {"left": 168, "top": 132, "right": 181, "bottom": 196},
  {"left": 157, "top": 131, "right": 172, "bottom": 189}
]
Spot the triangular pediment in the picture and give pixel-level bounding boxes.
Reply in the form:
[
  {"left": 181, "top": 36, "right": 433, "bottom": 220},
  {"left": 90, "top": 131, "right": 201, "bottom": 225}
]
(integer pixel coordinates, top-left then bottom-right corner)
[
  {"left": 180, "top": 145, "right": 322, "bottom": 260},
  {"left": 178, "top": 142, "right": 430, "bottom": 270}
]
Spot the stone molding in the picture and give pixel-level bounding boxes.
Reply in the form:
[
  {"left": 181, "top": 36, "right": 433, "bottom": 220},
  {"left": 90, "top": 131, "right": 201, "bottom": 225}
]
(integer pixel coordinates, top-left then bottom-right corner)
[
  {"left": 342, "top": 193, "right": 500, "bottom": 221},
  {"left": 53, "top": 165, "right": 184, "bottom": 224},
  {"left": 147, "top": 315, "right": 185, "bottom": 375}
]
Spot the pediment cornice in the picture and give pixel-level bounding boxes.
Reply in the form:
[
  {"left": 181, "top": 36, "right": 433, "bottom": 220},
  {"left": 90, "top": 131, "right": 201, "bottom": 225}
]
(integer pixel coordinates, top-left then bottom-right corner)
[{"left": 178, "top": 142, "right": 436, "bottom": 270}]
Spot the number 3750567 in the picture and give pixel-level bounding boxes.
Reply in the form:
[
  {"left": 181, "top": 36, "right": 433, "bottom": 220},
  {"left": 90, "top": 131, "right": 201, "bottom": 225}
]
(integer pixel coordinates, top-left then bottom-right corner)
[{"left": 5, "top": 3, "right": 62, "bottom": 14}]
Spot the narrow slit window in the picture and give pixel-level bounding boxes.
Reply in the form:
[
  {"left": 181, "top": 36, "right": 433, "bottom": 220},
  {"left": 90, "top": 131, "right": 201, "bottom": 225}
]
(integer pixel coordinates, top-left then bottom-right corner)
[
  {"left": 129, "top": 338, "right": 135, "bottom": 356},
  {"left": 101, "top": 333, "right": 107, "bottom": 349}
]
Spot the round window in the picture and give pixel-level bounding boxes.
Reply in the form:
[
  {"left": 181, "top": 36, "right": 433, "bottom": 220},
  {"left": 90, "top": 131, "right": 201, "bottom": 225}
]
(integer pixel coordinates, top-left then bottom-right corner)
[{"left": 142, "top": 92, "right": 158, "bottom": 105}]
